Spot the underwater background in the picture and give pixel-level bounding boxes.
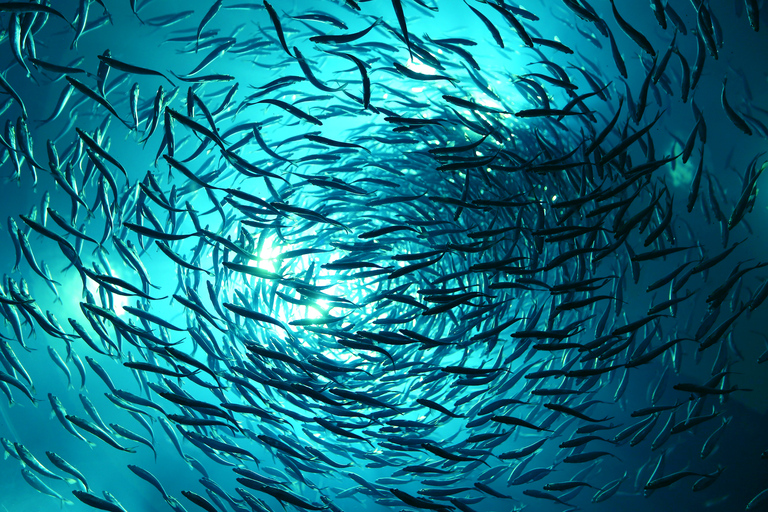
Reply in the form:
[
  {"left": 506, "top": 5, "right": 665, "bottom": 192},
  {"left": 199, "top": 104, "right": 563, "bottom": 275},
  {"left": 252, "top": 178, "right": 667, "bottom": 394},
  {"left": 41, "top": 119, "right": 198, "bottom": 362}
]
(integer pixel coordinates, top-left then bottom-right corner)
[{"left": 0, "top": 0, "right": 767, "bottom": 511}]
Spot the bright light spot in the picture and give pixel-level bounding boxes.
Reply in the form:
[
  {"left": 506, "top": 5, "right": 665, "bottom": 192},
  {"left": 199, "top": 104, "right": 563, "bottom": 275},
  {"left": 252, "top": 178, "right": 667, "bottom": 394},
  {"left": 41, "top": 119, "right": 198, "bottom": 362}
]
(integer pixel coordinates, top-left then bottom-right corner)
[
  {"left": 406, "top": 58, "right": 436, "bottom": 75},
  {"left": 474, "top": 97, "right": 505, "bottom": 111},
  {"left": 231, "top": 233, "right": 364, "bottom": 365},
  {"left": 305, "top": 299, "right": 329, "bottom": 319},
  {"left": 668, "top": 143, "right": 694, "bottom": 187},
  {"left": 248, "top": 235, "right": 279, "bottom": 272},
  {"left": 552, "top": 195, "right": 558, "bottom": 201},
  {"left": 669, "top": 162, "right": 694, "bottom": 187}
]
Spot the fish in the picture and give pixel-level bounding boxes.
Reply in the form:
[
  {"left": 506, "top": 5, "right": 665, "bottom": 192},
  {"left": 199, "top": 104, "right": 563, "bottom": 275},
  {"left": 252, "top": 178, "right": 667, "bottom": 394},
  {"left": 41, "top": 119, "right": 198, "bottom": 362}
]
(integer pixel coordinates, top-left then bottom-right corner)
[
  {"left": 97, "top": 54, "right": 175, "bottom": 86},
  {"left": 645, "top": 470, "right": 708, "bottom": 490},
  {"left": 65, "top": 414, "right": 136, "bottom": 453},
  {"left": 72, "top": 490, "right": 126, "bottom": 512},
  {"left": 745, "top": 0, "right": 760, "bottom": 31},
  {"left": 0, "top": 1, "right": 766, "bottom": 511},
  {"left": 21, "top": 468, "right": 74, "bottom": 507},
  {"left": 310, "top": 19, "right": 380, "bottom": 45},
  {"left": 463, "top": 0, "right": 504, "bottom": 48},
  {"left": 127, "top": 464, "right": 170, "bottom": 502},
  {"left": 0, "top": 3, "right": 69, "bottom": 23},
  {"left": 196, "top": 0, "right": 224, "bottom": 49},
  {"left": 0, "top": 73, "right": 28, "bottom": 119},
  {"left": 721, "top": 76, "right": 753, "bottom": 136},
  {"left": 0, "top": 368, "right": 37, "bottom": 405},
  {"left": 609, "top": 0, "right": 655, "bottom": 56},
  {"left": 391, "top": 0, "right": 413, "bottom": 57},
  {"left": 45, "top": 451, "right": 89, "bottom": 491},
  {"left": 14, "top": 442, "right": 76, "bottom": 485},
  {"left": 292, "top": 46, "right": 344, "bottom": 93},
  {"left": 47, "top": 346, "right": 72, "bottom": 389}
]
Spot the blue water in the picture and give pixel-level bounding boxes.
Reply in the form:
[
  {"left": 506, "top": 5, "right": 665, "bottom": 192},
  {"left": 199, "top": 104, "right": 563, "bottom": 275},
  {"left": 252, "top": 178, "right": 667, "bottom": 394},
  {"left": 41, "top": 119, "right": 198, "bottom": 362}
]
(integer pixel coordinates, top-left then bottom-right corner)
[{"left": 0, "top": 1, "right": 767, "bottom": 511}]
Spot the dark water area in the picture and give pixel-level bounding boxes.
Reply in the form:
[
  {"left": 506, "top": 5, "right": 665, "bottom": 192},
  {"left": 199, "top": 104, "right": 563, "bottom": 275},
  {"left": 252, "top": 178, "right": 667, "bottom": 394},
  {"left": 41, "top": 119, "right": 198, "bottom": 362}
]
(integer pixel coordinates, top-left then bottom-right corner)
[{"left": 0, "top": 0, "right": 767, "bottom": 511}]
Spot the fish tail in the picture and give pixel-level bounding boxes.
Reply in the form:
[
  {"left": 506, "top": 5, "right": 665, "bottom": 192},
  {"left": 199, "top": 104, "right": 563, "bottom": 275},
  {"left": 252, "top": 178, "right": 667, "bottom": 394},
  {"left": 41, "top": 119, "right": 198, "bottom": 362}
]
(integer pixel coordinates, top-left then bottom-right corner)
[
  {"left": 92, "top": 244, "right": 110, "bottom": 256},
  {"left": 6, "top": 169, "right": 21, "bottom": 185}
]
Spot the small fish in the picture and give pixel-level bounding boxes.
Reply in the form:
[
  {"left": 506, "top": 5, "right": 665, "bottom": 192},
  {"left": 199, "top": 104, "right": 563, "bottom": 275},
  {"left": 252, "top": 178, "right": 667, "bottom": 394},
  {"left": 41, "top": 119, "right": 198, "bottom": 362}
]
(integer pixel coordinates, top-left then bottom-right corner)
[
  {"left": 65, "top": 414, "right": 136, "bottom": 453},
  {"left": 263, "top": 0, "right": 292, "bottom": 57},
  {"left": 73, "top": 490, "right": 125, "bottom": 512},
  {"left": 196, "top": 0, "right": 223, "bottom": 49},
  {"left": 609, "top": 0, "right": 655, "bottom": 56},
  {"left": 392, "top": 0, "right": 413, "bottom": 56},
  {"left": 721, "top": 76, "right": 752, "bottom": 136},
  {"left": 745, "top": 0, "right": 759, "bottom": 31},
  {"left": 310, "top": 19, "right": 379, "bottom": 45},
  {"left": 45, "top": 452, "right": 89, "bottom": 491},
  {"left": 21, "top": 468, "right": 73, "bottom": 507},
  {"left": 127, "top": 464, "right": 169, "bottom": 501},
  {"left": 97, "top": 54, "right": 174, "bottom": 86},
  {"left": 14, "top": 443, "right": 75, "bottom": 483},
  {"left": 47, "top": 346, "right": 72, "bottom": 389},
  {"left": 66, "top": 76, "right": 130, "bottom": 128},
  {"left": 0, "top": 368, "right": 37, "bottom": 405},
  {"left": 645, "top": 470, "right": 708, "bottom": 490},
  {"left": 649, "top": 0, "right": 666, "bottom": 29}
]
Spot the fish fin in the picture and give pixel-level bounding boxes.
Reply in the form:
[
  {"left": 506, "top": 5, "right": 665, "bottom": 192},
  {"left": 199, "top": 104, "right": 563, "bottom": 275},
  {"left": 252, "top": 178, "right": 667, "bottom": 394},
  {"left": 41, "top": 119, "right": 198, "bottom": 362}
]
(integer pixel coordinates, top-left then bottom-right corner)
[{"left": 65, "top": 477, "right": 78, "bottom": 485}]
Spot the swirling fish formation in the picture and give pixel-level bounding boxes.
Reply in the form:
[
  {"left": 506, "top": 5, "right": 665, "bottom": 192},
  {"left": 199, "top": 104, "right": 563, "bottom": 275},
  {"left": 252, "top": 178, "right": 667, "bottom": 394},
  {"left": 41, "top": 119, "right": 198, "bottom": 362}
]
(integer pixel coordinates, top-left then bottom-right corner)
[{"left": 0, "top": 0, "right": 766, "bottom": 511}]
